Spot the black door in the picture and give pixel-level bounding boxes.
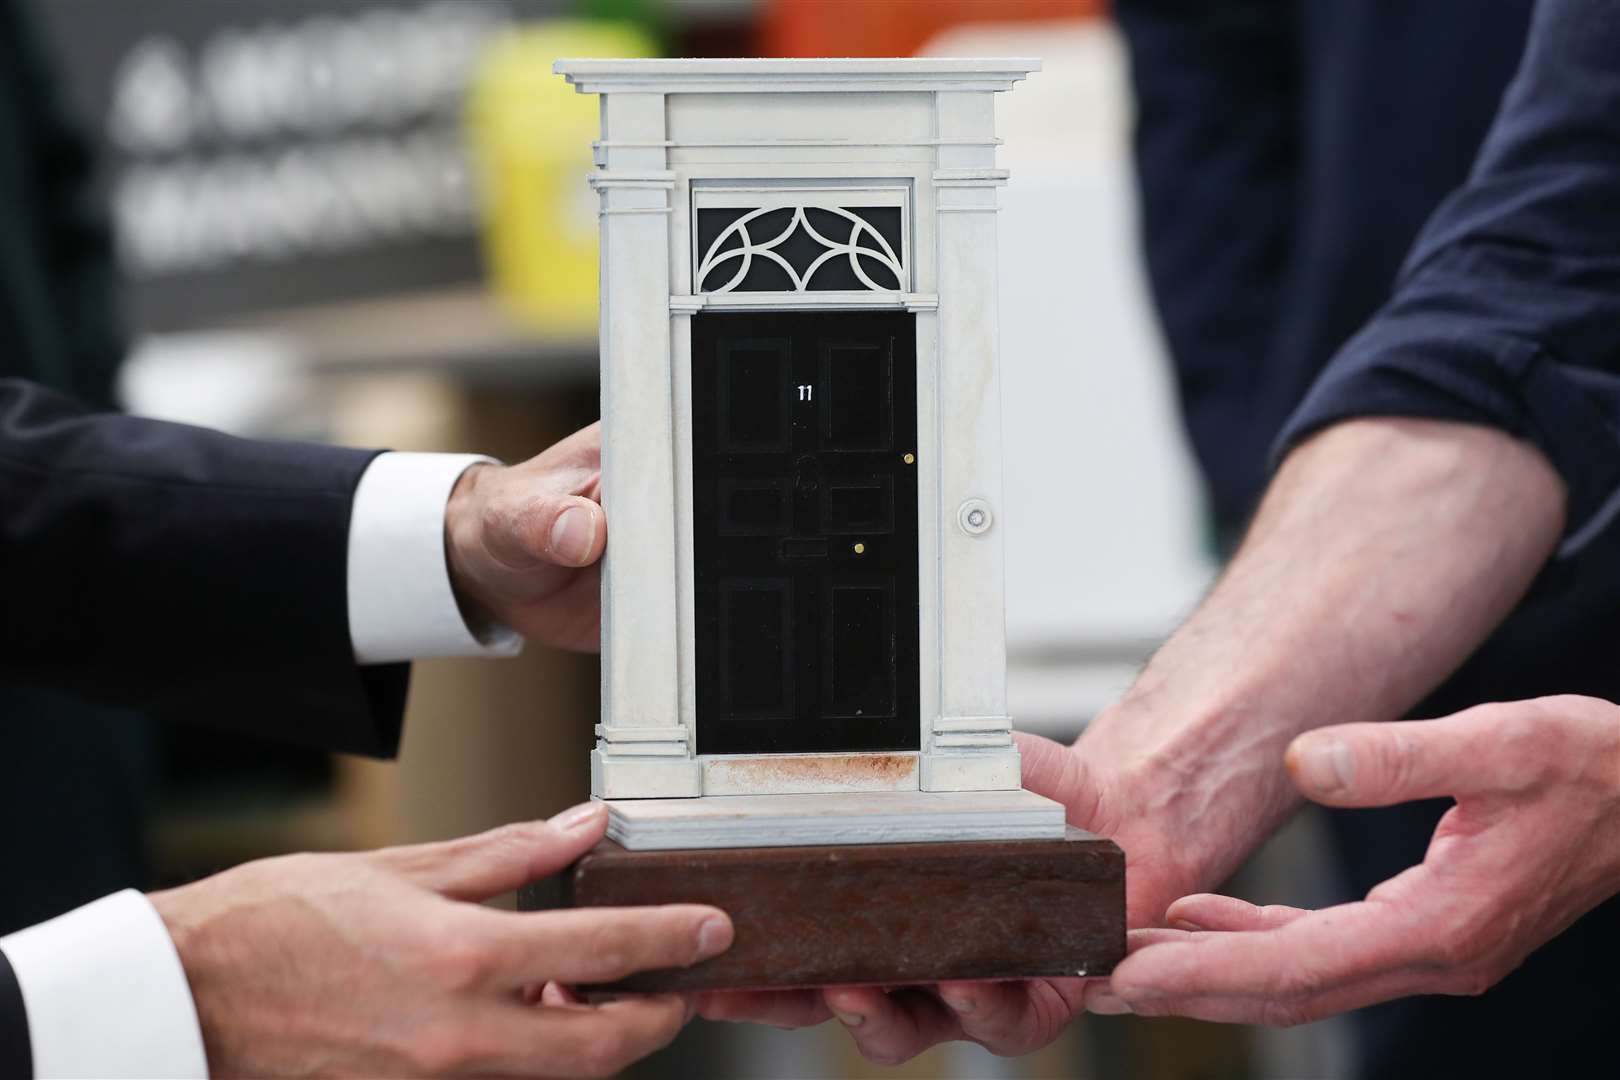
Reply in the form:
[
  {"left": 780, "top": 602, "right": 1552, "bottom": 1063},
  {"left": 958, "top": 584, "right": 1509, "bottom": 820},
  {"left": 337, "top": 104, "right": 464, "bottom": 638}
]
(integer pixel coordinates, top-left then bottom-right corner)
[{"left": 692, "top": 311, "right": 920, "bottom": 756}]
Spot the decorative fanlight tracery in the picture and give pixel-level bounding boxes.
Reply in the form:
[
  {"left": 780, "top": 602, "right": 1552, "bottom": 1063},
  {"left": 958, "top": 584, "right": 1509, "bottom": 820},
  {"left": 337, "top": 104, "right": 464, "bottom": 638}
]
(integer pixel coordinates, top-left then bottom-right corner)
[{"left": 695, "top": 204, "right": 906, "bottom": 294}]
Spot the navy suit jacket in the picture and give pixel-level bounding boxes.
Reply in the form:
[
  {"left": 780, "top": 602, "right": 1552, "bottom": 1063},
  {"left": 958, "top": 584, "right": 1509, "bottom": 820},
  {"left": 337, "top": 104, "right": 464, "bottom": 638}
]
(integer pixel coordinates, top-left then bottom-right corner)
[{"left": 0, "top": 378, "right": 409, "bottom": 756}]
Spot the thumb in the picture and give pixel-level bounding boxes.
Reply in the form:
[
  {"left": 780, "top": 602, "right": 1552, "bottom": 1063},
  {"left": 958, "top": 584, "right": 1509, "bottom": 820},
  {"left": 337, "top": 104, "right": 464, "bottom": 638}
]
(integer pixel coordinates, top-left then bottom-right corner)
[
  {"left": 1014, "top": 731, "right": 1092, "bottom": 817},
  {"left": 1286, "top": 715, "right": 1491, "bottom": 807},
  {"left": 381, "top": 802, "right": 609, "bottom": 901},
  {"left": 488, "top": 491, "right": 605, "bottom": 570}
]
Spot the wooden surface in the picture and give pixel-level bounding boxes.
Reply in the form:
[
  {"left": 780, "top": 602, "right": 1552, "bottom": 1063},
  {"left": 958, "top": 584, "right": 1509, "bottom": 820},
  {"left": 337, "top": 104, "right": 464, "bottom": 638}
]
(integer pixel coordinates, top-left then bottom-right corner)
[{"left": 518, "top": 827, "right": 1124, "bottom": 992}]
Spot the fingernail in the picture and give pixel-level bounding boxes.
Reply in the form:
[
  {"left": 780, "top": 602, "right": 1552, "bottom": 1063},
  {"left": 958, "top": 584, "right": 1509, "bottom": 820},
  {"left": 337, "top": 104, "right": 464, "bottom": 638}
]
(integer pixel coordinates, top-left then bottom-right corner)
[
  {"left": 833, "top": 1010, "right": 865, "bottom": 1028},
  {"left": 550, "top": 802, "right": 605, "bottom": 832},
  {"left": 1169, "top": 918, "right": 1206, "bottom": 932},
  {"left": 943, "top": 995, "right": 975, "bottom": 1015},
  {"left": 1295, "top": 735, "right": 1354, "bottom": 793},
  {"left": 1088, "top": 990, "right": 1133, "bottom": 1015},
  {"left": 697, "top": 917, "right": 732, "bottom": 958},
  {"left": 549, "top": 505, "right": 597, "bottom": 565}
]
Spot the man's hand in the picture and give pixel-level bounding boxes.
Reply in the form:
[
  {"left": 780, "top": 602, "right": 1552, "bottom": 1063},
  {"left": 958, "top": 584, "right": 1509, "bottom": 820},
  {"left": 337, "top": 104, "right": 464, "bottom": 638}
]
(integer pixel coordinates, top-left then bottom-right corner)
[
  {"left": 805, "top": 421, "right": 1564, "bottom": 1061},
  {"left": 1107, "top": 696, "right": 1620, "bottom": 1025},
  {"left": 151, "top": 802, "right": 734, "bottom": 1077},
  {"left": 445, "top": 422, "right": 605, "bottom": 651}
]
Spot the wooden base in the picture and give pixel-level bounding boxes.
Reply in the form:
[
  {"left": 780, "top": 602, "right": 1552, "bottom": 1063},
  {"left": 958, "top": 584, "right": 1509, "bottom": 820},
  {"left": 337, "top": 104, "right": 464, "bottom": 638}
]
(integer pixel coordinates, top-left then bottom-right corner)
[{"left": 518, "top": 827, "right": 1125, "bottom": 992}]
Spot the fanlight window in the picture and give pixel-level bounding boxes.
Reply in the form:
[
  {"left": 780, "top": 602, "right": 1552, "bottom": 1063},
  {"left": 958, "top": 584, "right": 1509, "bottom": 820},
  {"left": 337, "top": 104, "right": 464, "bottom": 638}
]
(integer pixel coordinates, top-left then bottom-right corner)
[{"left": 696, "top": 205, "right": 905, "bottom": 294}]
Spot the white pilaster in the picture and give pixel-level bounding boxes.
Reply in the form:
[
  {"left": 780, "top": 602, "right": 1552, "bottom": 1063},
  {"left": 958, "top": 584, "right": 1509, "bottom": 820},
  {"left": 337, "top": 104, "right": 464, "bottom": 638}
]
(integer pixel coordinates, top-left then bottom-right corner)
[
  {"left": 924, "top": 90, "right": 1018, "bottom": 791},
  {"left": 592, "top": 91, "right": 700, "bottom": 798}
]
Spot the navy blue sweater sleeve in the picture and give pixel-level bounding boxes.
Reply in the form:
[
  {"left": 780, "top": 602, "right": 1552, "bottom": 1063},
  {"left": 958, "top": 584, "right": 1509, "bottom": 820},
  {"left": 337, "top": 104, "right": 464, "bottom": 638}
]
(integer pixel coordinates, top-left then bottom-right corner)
[{"left": 1276, "top": 0, "right": 1620, "bottom": 548}]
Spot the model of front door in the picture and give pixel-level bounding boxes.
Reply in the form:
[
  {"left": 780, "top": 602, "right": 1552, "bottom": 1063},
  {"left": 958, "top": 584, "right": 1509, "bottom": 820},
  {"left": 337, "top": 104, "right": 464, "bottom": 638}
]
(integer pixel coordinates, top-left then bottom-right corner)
[{"left": 692, "top": 311, "right": 920, "bottom": 757}]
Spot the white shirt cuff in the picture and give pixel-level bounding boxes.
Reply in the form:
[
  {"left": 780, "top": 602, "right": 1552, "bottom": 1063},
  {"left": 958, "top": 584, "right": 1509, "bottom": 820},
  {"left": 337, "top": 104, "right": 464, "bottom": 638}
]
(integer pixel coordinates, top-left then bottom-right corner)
[
  {"left": 0, "top": 890, "right": 207, "bottom": 1079},
  {"left": 348, "top": 452, "right": 523, "bottom": 663}
]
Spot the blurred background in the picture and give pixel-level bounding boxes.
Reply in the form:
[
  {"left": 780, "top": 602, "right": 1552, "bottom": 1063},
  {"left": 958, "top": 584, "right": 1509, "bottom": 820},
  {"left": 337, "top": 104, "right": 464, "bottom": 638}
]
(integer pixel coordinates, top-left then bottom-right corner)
[{"left": 8, "top": 0, "right": 1393, "bottom": 1076}]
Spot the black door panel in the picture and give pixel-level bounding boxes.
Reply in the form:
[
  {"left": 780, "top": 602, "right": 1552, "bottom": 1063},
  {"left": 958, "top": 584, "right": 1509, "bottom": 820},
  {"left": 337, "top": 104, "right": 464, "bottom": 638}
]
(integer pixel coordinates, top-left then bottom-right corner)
[
  {"left": 693, "top": 311, "right": 920, "bottom": 756},
  {"left": 717, "top": 578, "right": 795, "bottom": 720},
  {"left": 718, "top": 337, "right": 793, "bottom": 452}
]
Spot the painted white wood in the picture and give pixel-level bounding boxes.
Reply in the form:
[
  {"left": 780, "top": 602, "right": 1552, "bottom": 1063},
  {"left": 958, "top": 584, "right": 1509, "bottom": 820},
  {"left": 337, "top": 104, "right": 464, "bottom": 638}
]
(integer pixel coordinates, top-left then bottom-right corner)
[
  {"left": 926, "top": 89, "right": 1019, "bottom": 791},
  {"left": 691, "top": 183, "right": 911, "bottom": 296},
  {"left": 672, "top": 292, "right": 938, "bottom": 313},
  {"left": 604, "top": 789, "right": 1065, "bottom": 850},
  {"left": 555, "top": 58, "right": 1041, "bottom": 96},
  {"left": 592, "top": 90, "right": 699, "bottom": 799},
  {"left": 669, "top": 92, "right": 935, "bottom": 148},
  {"left": 563, "top": 57, "right": 1037, "bottom": 807}
]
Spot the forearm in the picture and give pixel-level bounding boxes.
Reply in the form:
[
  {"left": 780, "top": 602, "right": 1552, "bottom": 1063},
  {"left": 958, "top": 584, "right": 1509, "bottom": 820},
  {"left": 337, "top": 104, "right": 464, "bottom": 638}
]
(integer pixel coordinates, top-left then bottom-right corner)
[{"left": 1084, "top": 417, "right": 1565, "bottom": 883}]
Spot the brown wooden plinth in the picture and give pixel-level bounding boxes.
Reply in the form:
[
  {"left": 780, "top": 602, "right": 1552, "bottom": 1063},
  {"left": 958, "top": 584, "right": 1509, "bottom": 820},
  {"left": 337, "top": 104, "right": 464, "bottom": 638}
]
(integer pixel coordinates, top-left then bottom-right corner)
[{"left": 517, "top": 826, "right": 1124, "bottom": 992}]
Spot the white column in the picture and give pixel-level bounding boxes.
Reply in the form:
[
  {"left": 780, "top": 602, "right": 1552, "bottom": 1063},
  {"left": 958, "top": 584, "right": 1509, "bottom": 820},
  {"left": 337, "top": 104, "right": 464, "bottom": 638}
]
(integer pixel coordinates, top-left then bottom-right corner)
[
  {"left": 591, "top": 91, "right": 701, "bottom": 798},
  {"left": 923, "top": 90, "right": 1019, "bottom": 792}
]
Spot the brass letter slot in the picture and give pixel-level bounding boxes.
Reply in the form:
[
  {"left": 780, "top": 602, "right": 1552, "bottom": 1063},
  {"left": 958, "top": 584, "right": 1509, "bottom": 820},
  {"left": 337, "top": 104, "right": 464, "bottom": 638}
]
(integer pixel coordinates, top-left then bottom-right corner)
[{"left": 780, "top": 537, "right": 829, "bottom": 559}]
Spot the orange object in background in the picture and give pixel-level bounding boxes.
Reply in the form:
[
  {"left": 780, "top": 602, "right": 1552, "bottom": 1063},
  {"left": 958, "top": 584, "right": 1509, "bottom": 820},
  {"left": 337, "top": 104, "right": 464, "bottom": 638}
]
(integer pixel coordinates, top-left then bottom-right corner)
[{"left": 762, "top": 0, "right": 1103, "bottom": 58}]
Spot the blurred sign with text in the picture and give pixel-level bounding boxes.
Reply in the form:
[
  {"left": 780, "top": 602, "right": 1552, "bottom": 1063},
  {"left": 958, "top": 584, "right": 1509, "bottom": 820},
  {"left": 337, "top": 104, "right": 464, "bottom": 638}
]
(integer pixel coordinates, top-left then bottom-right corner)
[{"left": 35, "top": 0, "right": 561, "bottom": 330}]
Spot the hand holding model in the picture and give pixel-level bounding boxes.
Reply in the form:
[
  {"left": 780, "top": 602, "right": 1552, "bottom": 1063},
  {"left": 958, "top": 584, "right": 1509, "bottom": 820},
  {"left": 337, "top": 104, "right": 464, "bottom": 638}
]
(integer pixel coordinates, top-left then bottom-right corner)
[
  {"left": 140, "top": 423, "right": 742, "bottom": 1077},
  {"left": 151, "top": 803, "right": 733, "bottom": 1077},
  {"left": 703, "top": 418, "right": 1570, "bottom": 1061},
  {"left": 445, "top": 421, "right": 606, "bottom": 651}
]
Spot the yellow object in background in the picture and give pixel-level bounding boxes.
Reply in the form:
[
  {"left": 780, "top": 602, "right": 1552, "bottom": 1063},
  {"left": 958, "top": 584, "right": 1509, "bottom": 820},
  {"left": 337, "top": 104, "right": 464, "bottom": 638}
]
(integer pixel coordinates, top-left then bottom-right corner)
[{"left": 467, "top": 22, "right": 655, "bottom": 337}]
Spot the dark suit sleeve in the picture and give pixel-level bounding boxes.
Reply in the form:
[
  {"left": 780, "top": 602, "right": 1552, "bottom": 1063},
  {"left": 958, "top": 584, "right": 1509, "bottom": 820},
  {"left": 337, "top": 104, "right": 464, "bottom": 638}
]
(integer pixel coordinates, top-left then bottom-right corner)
[
  {"left": 0, "top": 379, "right": 408, "bottom": 757},
  {"left": 1277, "top": 0, "right": 1620, "bottom": 548},
  {"left": 0, "top": 0, "right": 124, "bottom": 406},
  {"left": 0, "top": 947, "right": 26, "bottom": 1080}
]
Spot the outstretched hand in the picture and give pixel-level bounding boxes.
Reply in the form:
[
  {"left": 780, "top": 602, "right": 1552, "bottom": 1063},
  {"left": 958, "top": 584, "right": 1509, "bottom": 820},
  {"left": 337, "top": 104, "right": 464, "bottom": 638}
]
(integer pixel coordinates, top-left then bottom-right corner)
[
  {"left": 1108, "top": 696, "right": 1620, "bottom": 1025},
  {"left": 445, "top": 421, "right": 605, "bottom": 651},
  {"left": 152, "top": 802, "right": 733, "bottom": 1077}
]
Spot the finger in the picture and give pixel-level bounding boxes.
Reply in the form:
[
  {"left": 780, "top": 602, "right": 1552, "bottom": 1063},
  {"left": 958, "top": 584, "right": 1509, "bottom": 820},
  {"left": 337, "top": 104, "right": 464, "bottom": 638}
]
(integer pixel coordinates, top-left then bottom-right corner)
[
  {"left": 824, "top": 987, "right": 959, "bottom": 1066},
  {"left": 1012, "top": 731, "right": 1095, "bottom": 821},
  {"left": 540, "top": 982, "right": 583, "bottom": 1008},
  {"left": 534, "top": 421, "right": 602, "bottom": 473},
  {"left": 696, "top": 989, "right": 833, "bottom": 1028},
  {"left": 1287, "top": 712, "right": 1501, "bottom": 806},
  {"left": 485, "top": 993, "right": 689, "bottom": 1078},
  {"left": 487, "top": 490, "right": 606, "bottom": 570},
  {"left": 1128, "top": 928, "right": 1197, "bottom": 949},
  {"left": 1111, "top": 898, "right": 1420, "bottom": 1011},
  {"left": 1164, "top": 894, "right": 1309, "bottom": 932},
  {"left": 1084, "top": 982, "right": 1132, "bottom": 1015},
  {"left": 378, "top": 803, "right": 608, "bottom": 900},
  {"left": 1115, "top": 967, "right": 1442, "bottom": 1027},
  {"left": 936, "top": 978, "right": 1082, "bottom": 1055},
  {"left": 1013, "top": 731, "right": 1079, "bottom": 798},
  {"left": 1088, "top": 931, "right": 1199, "bottom": 1016},
  {"left": 469, "top": 903, "right": 732, "bottom": 987}
]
